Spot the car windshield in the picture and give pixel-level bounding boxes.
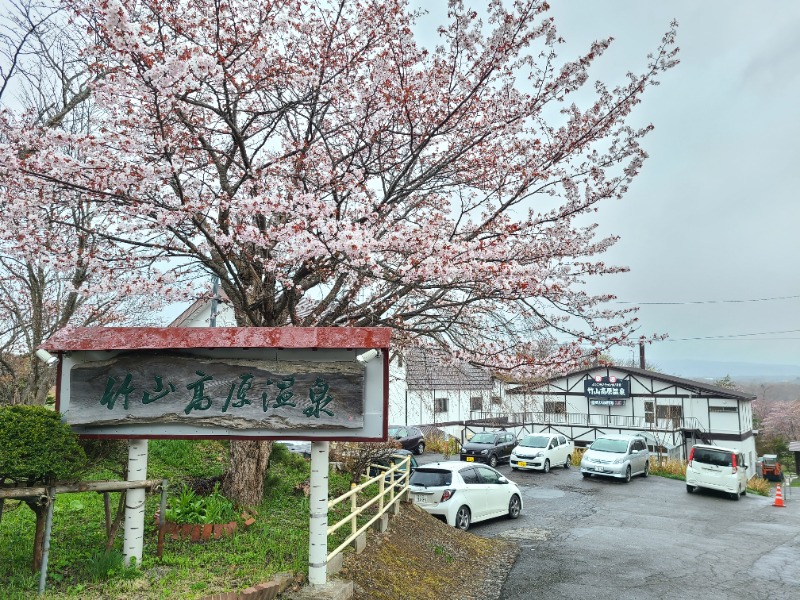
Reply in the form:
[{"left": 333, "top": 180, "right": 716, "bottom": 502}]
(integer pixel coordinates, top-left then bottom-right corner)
[
  {"left": 589, "top": 438, "right": 628, "bottom": 453},
  {"left": 388, "top": 427, "right": 401, "bottom": 437},
  {"left": 410, "top": 469, "right": 452, "bottom": 487},
  {"left": 469, "top": 433, "right": 496, "bottom": 444},
  {"left": 520, "top": 435, "right": 549, "bottom": 448}
]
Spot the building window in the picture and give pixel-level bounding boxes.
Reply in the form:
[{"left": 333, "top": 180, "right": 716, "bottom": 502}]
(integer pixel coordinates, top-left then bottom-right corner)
[
  {"left": 657, "top": 405, "right": 682, "bottom": 420},
  {"left": 645, "top": 401, "right": 654, "bottom": 424},
  {"left": 544, "top": 401, "right": 566, "bottom": 414},
  {"left": 491, "top": 395, "right": 501, "bottom": 405},
  {"left": 470, "top": 396, "right": 483, "bottom": 411},
  {"left": 434, "top": 397, "right": 448, "bottom": 413}
]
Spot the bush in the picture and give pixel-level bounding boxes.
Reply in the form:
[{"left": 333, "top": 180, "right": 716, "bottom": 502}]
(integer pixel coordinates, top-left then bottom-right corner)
[
  {"left": 0, "top": 405, "right": 86, "bottom": 485},
  {"left": 425, "top": 436, "right": 461, "bottom": 456},
  {"left": 165, "top": 483, "right": 237, "bottom": 525}
]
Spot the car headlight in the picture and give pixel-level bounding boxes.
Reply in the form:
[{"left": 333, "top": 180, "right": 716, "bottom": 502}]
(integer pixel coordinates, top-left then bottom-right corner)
[
  {"left": 613, "top": 457, "right": 624, "bottom": 464},
  {"left": 480, "top": 449, "right": 488, "bottom": 455},
  {"left": 534, "top": 451, "right": 543, "bottom": 458},
  {"left": 511, "top": 453, "right": 517, "bottom": 460}
]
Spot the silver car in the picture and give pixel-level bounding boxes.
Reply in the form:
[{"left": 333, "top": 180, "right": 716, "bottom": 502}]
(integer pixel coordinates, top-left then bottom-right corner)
[{"left": 580, "top": 434, "right": 650, "bottom": 482}]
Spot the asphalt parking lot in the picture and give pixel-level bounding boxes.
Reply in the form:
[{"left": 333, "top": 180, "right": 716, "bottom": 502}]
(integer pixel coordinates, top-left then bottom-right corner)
[{"left": 417, "top": 454, "right": 800, "bottom": 600}]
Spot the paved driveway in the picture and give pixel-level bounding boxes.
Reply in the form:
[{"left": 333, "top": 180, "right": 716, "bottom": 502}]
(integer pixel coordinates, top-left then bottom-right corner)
[{"left": 417, "top": 454, "right": 800, "bottom": 600}]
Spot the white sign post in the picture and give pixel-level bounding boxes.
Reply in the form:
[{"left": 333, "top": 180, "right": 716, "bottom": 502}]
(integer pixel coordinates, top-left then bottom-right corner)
[{"left": 308, "top": 441, "right": 330, "bottom": 585}]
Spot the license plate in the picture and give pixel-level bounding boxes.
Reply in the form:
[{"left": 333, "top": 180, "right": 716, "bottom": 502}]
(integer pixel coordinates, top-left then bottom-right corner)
[
  {"left": 414, "top": 494, "right": 426, "bottom": 504},
  {"left": 466, "top": 456, "right": 474, "bottom": 462},
  {"left": 518, "top": 461, "right": 527, "bottom": 468}
]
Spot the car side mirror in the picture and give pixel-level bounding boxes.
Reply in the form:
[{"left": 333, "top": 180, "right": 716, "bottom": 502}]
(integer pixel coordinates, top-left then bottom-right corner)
[
  {"left": 631, "top": 449, "right": 638, "bottom": 454},
  {"left": 498, "top": 476, "right": 508, "bottom": 484}
]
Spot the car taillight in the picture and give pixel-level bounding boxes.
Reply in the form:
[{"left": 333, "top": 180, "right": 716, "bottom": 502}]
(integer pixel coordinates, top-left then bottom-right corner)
[
  {"left": 440, "top": 489, "right": 455, "bottom": 502},
  {"left": 731, "top": 454, "right": 738, "bottom": 474},
  {"left": 687, "top": 447, "right": 694, "bottom": 467}
]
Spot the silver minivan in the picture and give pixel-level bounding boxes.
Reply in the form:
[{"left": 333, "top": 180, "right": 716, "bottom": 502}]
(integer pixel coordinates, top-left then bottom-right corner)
[
  {"left": 580, "top": 434, "right": 650, "bottom": 482},
  {"left": 685, "top": 444, "right": 748, "bottom": 500}
]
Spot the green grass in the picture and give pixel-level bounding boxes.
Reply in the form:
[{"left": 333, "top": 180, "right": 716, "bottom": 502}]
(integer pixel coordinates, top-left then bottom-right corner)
[{"left": 0, "top": 441, "right": 366, "bottom": 599}]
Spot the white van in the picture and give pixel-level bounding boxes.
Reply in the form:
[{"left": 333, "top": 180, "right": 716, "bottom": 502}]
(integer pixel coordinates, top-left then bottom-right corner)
[{"left": 685, "top": 444, "right": 748, "bottom": 500}]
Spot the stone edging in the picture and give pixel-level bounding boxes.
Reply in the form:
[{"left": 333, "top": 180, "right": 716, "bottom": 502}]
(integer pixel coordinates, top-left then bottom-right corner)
[
  {"left": 154, "top": 509, "right": 259, "bottom": 542},
  {"left": 201, "top": 572, "right": 302, "bottom": 600}
]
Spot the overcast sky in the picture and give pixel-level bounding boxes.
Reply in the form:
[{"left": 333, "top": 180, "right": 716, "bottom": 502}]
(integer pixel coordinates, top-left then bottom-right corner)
[
  {"left": 410, "top": 1, "right": 800, "bottom": 371},
  {"left": 536, "top": 1, "right": 800, "bottom": 371},
  {"left": 155, "top": 2, "right": 800, "bottom": 374}
]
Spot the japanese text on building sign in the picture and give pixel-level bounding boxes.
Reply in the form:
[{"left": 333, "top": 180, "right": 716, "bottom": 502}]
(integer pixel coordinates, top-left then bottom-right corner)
[{"left": 583, "top": 376, "right": 631, "bottom": 400}]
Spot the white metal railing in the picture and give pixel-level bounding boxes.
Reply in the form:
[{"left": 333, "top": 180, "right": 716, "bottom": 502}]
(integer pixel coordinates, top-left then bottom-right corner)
[{"left": 326, "top": 454, "right": 411, "bottom": 562}]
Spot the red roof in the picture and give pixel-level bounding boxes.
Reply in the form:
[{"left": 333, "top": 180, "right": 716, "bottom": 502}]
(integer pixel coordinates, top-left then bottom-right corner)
[{"left": 42, "top": 327, "right": 391, "bottom": 351}]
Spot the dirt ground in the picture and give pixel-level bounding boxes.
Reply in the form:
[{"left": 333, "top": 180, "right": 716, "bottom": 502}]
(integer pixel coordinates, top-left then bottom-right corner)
[{"left": 338, "top": 503, "right": 519, "bottom": 600}]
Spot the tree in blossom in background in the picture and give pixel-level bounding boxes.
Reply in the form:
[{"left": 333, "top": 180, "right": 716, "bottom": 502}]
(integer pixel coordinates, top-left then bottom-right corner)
[
  {"left": 0, "top": 0, "right": 678, "bottom": 503},
  {"left": 0, "top": 0, "right": 158, "bottom": 405},
  {"left": 754, "top": 398, "right": 800, "bottom": 456}
]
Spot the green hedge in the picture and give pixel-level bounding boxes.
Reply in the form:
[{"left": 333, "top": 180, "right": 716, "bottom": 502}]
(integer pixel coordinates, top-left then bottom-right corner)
[{"left": 0, "top": 405, "right": 86, "bottom": 485}]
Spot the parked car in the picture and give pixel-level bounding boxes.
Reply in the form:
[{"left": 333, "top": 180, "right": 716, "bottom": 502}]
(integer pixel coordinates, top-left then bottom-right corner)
[
  {"left": 460, "top": 431, "right": 517, "bottom": 467},
  {"left": 278, "top": 440, "right": 312, "bottom": 458},
  {"left": 580, "top": 434, "right": 650, "bottom": 482},
  {"left": 686, "top": 444, "right": 748, "bottom": 500},
  {"left": 388, "top": 425, "right": 426, "bottom": 455},
  {"left": 409, "top": 461, "right": 523, "bottom": 530},
  {"left": 510, "top": 433, "right": 574, "bottom": 472},
  {"left": 368, "top": 449, "right": 418, "bottom": 482}
]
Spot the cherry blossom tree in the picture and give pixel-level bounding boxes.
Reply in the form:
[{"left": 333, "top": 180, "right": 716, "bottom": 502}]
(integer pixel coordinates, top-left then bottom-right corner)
[
  {"left": 0, "top": 0, "right": 678, "bottom": 504},
  {"left": 0, "top": 0, "right": 157, "bottom": 405},
  {"left": 755, "top": 399, "right": 800, "bottom": 454}
]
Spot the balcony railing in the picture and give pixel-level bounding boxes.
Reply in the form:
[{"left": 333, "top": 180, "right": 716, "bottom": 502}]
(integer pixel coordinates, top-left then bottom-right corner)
[{"left": 468, "top": 410, "right": 708, "bottom": 434}]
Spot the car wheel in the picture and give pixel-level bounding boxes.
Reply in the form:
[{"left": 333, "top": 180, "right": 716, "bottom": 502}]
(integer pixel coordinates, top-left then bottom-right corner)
[
  {"left": 741, "top": 487, "right": 747, "bottom": 496},
  {"left": 415, "top": 442, "right": 425, "bottom": 455},
  {"left": 455, "top": 506, "right": 471, "bottom": 530},
  {"left": 508, "top": 494, "right": 522, "bottom": 519},
  {"left": 511, "top": 466, "right": 518, "bottom": 471},
  {"left": 582, "top": 472, "right": 590, "bottom": 479},
  {"left": 564, "top": 455, "right": 571, "bottom": 469},
  {"left": 731, "top": 490, "right": 740, "bottom": 501},
  {"left": 489, "top": 454, "right": 498, "bottom": 468},
  {"left": 643, "top": 461, "right": 650, "bottom": 477},
  {"left": 543, "top": 459, "right": 550, "bottom": 473},
  {"left": 624, "top": 466, "right": 631, "bottom": 483},
  {"left": 686, "top": 484, "right": 694, "bottom": 493}
]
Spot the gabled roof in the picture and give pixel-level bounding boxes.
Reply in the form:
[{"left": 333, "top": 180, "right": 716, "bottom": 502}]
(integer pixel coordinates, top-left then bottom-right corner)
[
  {"left": 405, "top": 349, "right": 494, "bottom": 391},
  {"left": 508, "top": 365, "right": 756, "bottom": 401}
]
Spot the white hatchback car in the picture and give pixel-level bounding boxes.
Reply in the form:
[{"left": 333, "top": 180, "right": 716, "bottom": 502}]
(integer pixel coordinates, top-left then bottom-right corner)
[
  {"left": 685, "top": 444, "right": 748, "bottom": 500},
  {"left": 510, "top": 433, "right": 574, "bottom": 472},
  {"left": 408, "top": 461, "right": 523, "bottom": 530}
]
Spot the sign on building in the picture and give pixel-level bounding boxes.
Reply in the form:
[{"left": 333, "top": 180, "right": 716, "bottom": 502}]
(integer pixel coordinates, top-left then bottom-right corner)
[{"left": 584, "top": 375, "right": 630, "bottom": 405}]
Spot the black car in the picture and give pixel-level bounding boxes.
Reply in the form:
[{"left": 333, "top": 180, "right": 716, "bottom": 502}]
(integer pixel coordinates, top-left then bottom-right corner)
[
  {"left": 460, "top": 430, "right": 517, "bottom": 467},
  {"left": 388, "top": 425, "right": 426, "bottom": 455},
  {"left": 368, "top": 449, "right": 418, "bottom": 481}
]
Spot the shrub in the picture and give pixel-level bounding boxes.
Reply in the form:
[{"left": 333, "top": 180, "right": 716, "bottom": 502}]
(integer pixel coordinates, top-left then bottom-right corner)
[
  {"left": 165, "top": 483, "right": 237, "bottom": 525},
  {"left": 0, "top": 405, "right": 86, "bottom": 485},
  {"left": 425, "top": 436, "right": 461, "bottom": 457}
]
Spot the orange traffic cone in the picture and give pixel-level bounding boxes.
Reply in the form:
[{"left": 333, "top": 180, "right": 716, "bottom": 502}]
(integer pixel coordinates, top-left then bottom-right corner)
[{"left": 773, "top": 483, "right": 786, "bottom": 507}]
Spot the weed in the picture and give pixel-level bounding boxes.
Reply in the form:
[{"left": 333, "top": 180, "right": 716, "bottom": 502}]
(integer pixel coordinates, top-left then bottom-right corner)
[
  {"left": 84, "top": 549, "right": 138, "bottom": 583},
  {"left": 165, "top": 482, "right": 236, "bottom": 525},
  {"left": 433, "top": 545, "right": 454, "bottom": 562}
]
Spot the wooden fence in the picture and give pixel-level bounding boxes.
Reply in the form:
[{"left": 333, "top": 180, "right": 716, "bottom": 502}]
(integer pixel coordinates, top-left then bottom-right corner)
[{"left": 326, "top": 454, "right": 411, "bottom": 562}]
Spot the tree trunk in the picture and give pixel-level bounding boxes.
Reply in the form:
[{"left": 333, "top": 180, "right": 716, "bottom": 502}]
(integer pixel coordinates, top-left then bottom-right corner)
[
  {"left": 224, "top": 440, "right": 273, "bottom": 507},
  {"left": 27, "top": 500, "right": 48, "bottom": 572}
]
